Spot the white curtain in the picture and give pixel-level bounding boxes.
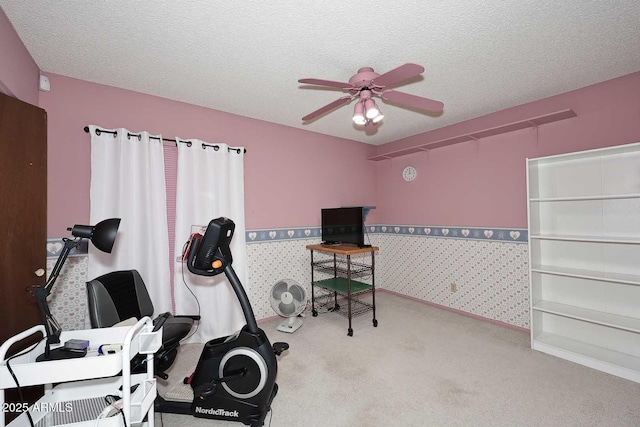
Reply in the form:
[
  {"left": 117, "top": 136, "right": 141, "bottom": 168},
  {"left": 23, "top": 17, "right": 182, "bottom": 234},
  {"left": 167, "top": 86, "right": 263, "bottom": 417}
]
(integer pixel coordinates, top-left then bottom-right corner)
[
  {"left": 88, "top": 126, "right": 172, "bottom": 316},
  {"left": 173, "top": 138, "right": 248, "bottom": 342}
]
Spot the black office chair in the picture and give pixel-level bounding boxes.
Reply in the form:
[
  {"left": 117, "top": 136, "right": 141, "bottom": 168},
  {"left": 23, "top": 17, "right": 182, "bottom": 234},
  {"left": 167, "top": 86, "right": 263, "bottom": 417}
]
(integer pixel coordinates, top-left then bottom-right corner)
[{"left": 86, "top": 269, "right": 198, "bottom": 378}]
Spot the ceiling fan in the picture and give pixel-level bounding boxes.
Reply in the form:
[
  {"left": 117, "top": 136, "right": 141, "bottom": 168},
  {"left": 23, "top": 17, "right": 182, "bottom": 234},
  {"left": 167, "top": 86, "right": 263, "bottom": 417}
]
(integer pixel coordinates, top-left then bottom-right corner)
[{"left": 298, "top": 63, "right": 444, "bottom": 131}]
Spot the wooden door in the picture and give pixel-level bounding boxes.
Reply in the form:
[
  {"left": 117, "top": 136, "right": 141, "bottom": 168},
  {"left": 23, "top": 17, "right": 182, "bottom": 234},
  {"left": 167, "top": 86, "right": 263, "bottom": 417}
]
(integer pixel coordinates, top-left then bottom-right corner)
[{"left": 0, "top": 92, "right": 47, "bottom": 345}]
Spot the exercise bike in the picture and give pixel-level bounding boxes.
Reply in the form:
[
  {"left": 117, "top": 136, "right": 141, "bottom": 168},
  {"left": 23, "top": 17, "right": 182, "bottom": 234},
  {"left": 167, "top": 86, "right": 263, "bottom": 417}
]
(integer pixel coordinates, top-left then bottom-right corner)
[{"left": 155, "top": 217, "right": 289, "bottom": 427}]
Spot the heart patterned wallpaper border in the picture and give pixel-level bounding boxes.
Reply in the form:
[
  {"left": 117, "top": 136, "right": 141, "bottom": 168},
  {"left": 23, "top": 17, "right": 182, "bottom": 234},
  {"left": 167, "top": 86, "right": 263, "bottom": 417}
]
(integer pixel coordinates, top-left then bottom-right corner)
[
  {"left": 46, "top": 225, "right": 528, "bottom": 258},
  {"left": 245, "top": 225, "right": 527, "bottom": 244}
]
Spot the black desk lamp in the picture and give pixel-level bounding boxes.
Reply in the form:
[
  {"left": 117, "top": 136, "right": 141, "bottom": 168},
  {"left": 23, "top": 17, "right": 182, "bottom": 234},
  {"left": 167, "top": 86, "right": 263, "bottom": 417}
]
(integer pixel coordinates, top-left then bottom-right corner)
[{"left": 30, "top": 218, "right": 121, "bottom": 362}]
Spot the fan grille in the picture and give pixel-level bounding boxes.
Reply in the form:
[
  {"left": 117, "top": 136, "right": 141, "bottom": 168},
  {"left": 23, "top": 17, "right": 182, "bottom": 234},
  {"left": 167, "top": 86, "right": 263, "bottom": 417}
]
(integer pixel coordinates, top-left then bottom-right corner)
[{"left": 270, "top": 279, "right": 306, "bottom": 318}]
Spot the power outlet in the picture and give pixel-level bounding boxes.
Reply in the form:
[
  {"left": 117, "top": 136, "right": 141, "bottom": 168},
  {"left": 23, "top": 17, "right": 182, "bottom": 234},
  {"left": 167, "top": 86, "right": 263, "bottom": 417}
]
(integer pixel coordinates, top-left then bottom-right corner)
[{"left": 450, "top": 283, "right": 458, "bottom": 293}]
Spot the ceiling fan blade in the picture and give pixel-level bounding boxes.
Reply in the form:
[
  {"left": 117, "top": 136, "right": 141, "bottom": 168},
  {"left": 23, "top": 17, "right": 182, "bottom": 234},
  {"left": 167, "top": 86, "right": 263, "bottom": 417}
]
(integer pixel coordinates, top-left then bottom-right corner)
[
  {"left": 298, "top": 78, "right": 352, "bottom": 90},
  {"left": 302, "top": 96, "right": 352, "bottom": 121},
  {"left": 381, "top": 90, "right": 444, "bottom": 112},
  {"left": 372, "top": 63, "right": 425, "bottom": 88}
]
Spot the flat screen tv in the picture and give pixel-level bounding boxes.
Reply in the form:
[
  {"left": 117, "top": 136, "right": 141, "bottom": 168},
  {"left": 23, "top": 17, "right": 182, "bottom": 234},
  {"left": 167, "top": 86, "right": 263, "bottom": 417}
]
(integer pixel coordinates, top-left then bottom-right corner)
[{"left": 321, "top": 207, "right": 366, "bottom": 247}]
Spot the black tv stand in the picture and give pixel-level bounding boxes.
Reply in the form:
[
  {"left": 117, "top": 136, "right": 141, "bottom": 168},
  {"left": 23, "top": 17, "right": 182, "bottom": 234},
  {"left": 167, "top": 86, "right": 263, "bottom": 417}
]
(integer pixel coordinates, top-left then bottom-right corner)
[{"left": 306, "top": 244, "right": 379, "bottom": 337}]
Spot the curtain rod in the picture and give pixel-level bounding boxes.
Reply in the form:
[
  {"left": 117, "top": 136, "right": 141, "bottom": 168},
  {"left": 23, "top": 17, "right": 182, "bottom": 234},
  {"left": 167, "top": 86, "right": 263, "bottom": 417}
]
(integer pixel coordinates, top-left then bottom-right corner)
[{"left": 83, "top": 126, "right": 247, "bottom": 154}]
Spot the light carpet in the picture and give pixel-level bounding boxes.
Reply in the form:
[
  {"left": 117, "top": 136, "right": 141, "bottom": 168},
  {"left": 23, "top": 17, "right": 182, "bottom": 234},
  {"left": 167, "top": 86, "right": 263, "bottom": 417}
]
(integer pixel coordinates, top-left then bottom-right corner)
[{"left": 154, "top": 291, "right": 640, "bottom": 427}]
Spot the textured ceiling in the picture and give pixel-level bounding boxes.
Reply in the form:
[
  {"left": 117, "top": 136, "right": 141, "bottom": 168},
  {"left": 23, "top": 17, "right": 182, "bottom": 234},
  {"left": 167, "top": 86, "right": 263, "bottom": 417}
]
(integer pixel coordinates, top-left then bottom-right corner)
[{"left": 2, "top": 1, "right": 640, "bottom": 145}]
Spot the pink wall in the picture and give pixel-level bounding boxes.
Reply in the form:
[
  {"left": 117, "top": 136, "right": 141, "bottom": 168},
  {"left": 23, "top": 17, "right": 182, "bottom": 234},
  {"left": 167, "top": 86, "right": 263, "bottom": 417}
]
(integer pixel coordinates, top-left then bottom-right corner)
[
  {"left": 37, "top": 74, "right": 378, "bottom": 236},
  {"left": 0, "top": 8, "right": 39, "bottom": 105},
  {"left": 375, "top": 72, "right": 640, "bottom": 228},
  {"left": 3, "top": 10, "right": 640, "bottom": 235}
]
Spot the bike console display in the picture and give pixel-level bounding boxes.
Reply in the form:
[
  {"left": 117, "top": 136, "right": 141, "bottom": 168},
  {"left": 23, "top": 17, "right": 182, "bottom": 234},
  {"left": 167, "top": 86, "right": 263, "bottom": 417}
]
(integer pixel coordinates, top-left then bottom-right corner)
[{"left": 187, "top": 217, "right": 235, "bottom": 276}]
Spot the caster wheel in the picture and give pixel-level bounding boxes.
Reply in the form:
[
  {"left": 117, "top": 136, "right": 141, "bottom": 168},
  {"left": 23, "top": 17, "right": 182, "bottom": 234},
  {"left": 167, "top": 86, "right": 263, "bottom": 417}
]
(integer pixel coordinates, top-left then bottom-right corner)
[
  {"left": 347, "top": 328, "right": 353, "bottom": 337},
  {"left": 312, "top": 309, "right": 318, "bottom": 317},
  {"left": 373, "top": 319, "right": 378, "bottom": 327}
]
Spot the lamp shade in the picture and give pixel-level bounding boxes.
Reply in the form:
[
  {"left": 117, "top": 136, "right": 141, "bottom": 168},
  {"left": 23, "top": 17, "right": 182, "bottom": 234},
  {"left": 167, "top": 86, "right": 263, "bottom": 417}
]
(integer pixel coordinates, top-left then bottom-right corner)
[
  {"left": 91, "top": 218, "right": 121, "bottom": 253},
  {"left": 70, "top": 218, "right": 121, "bottom": 253},
  {"left": 364, "top": 99, "right": 379, "bottom": 119},
  {"left": 352, "top": 101, "right": 366, "bottom": 125},
  {"left": 372, "top": 108, "right": 384, "bottom": 123}
]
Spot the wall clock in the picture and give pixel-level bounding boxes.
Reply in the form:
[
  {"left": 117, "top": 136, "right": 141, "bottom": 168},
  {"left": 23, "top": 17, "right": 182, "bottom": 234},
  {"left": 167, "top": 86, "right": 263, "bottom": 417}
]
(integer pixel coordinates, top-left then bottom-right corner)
[{"left": 402, "top": 166, "right": 417, "bottom": 182}]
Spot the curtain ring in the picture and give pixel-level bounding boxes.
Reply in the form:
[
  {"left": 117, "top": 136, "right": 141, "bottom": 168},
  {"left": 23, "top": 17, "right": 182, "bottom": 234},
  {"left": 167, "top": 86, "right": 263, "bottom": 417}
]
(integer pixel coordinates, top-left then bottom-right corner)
[
  {"left": 236, "top": 148, "right": 241, "bottom": 154},
  {"left": 95, "top": 129, "right": 101, "bottom": 136},
  {"left": 214, "top": 145, "right": 220, "bottom": 151},
  {"left": 113, "top": 131, "right": 117, "bottom": 137},
  {"left": 187, "top": 141, "right": 192, "bottom": 147},
  {"left": 138, "top": 134, "right": 141, "bottom": 141}
]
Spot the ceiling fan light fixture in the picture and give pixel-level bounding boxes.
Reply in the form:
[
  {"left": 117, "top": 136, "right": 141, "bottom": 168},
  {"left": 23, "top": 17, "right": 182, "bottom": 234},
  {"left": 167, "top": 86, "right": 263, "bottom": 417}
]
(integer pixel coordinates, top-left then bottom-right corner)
[
  {"left": 352, "top": 101, "right": 366, "bottom": 125},
  {"left": 299, "top": 63, "right": 444, "bottom": 131},
  {"left": 364, "top": 99, "right": 379, "bottom": 119}
]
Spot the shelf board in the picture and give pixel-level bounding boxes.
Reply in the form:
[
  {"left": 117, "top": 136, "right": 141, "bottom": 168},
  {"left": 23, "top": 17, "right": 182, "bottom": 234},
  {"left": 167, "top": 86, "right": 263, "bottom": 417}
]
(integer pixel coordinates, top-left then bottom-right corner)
[
  {"left": 368, "top": 109, "right": 576, "bottom": 161},
  {"left": 533, "top": 333, "right": 640, "bottom": 380},
  {"left": 314, "top": 292, "right": 374, "bottom": 318},
  {"left": 531, "top": 265, "right": 640, "bottom": 286},
  {"left": 528, "top": 141, "right": 640, "bottom": 165},
  {"left": 533, "top": 301, "right": 640, "bottom": 333},
  {"left": 312, "top": 259, "right": 373, "bottom": 278},
  {"left": 314, "top": 277, "right": 372, "bottom": 295},
  {"left": 530, "top": 193, "right": 640, "bottom": 202},
  {"left": 307, "top": 244, "right": 379, "bottom": 256},
  {"left": 529, "top": 234, "right": 640, "bottom": 244}
]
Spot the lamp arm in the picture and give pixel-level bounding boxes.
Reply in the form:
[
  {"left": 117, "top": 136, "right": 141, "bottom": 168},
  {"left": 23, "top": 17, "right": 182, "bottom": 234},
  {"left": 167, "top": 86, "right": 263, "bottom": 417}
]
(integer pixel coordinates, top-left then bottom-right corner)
[{"left": 45, "top": 237, "right": 80, "bottom": 294}]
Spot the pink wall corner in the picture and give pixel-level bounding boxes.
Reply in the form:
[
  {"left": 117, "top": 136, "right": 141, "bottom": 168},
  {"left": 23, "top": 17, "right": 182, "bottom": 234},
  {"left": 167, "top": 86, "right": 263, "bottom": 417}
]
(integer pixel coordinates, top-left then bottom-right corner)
[
  {"left": 375, "top": 72, "right": 640, "bottom": 228},
  {"left": 38, "top": 73, "right": 378, "bottom": 236},
  {"left": 0, "top": 8, "right": 39, "bottom": 105}
]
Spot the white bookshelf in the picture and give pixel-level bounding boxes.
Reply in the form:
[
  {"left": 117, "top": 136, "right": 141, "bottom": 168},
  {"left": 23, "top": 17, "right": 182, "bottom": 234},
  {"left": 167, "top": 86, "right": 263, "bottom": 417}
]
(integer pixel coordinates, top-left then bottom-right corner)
[{"left": 527, "top": 142, "right": 640, "bottom": 383}]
